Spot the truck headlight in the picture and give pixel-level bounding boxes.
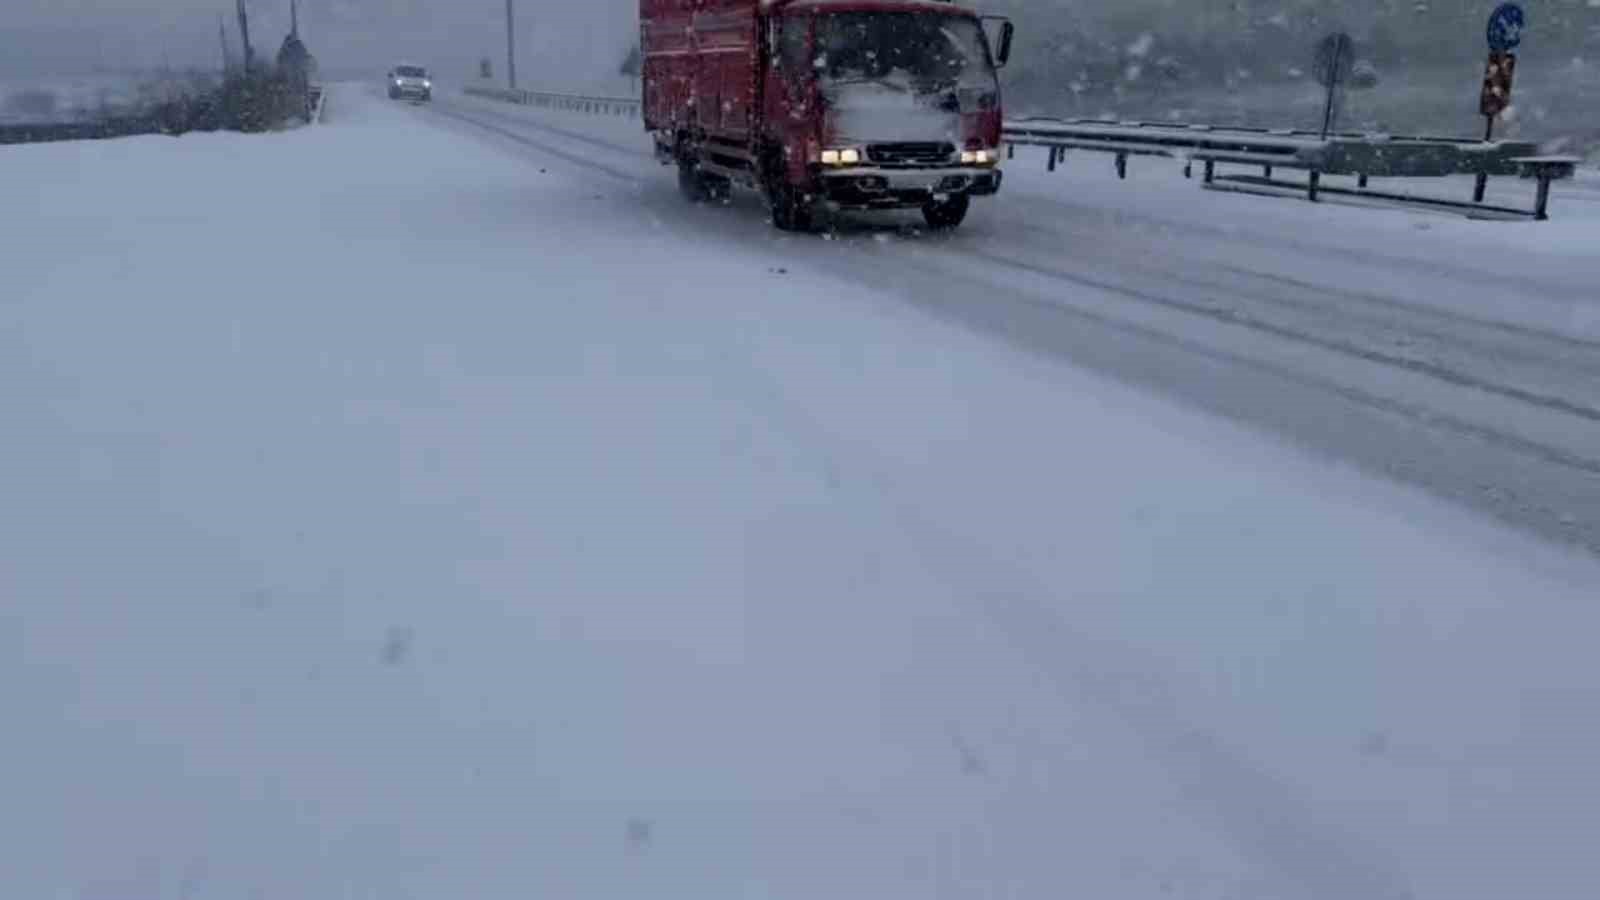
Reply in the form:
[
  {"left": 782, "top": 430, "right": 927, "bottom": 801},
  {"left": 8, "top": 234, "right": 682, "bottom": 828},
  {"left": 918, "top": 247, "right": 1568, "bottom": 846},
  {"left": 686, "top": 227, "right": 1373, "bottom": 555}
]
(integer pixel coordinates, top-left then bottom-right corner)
[
  {"left": 423, "top": 80, "right": 432, "bottom": 89},
  {"left": 820, "top": 149, "right": 841, "bottom": 165},
  {"left": 820, "top": 148, "right": 860, "bottom": 166},
  {"left": 962, "top": 149, "right": 995, "bottom": 165}
]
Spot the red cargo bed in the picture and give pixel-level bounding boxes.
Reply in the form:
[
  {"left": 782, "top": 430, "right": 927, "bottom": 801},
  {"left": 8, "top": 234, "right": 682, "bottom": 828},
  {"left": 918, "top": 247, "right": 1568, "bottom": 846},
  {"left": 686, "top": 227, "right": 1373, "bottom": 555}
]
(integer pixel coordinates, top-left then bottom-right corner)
[{"left": 641, "top": 0, "right": 761, "bottom": 143}]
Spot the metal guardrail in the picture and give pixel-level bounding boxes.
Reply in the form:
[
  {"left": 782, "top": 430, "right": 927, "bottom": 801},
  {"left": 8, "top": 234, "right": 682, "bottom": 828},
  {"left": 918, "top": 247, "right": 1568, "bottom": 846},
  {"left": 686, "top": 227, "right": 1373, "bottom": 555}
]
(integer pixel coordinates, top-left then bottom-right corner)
[
  {"left": 463, "top": 84, "right": 640, "bottom": 117},
  {"left": 1001, "top": 117, "right": 1576, "bottom": 220},
  {"left": 458, "top": 85, "right": 1578, "bottom": 220},
  {"left": 1002, "top": 118, "right": 1541, "bottom": 178}
]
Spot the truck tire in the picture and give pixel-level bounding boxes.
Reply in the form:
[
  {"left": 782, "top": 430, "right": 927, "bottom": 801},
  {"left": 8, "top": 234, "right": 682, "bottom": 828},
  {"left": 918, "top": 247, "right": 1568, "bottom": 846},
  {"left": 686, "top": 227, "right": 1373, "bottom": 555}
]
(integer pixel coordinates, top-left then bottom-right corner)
[
  {"left": 677, "top": 161, "right": 705, "bottom": 201},
  {"left": 769, "top": 184, "right": 820, "bottom": 232},
  {"left": 922, "top": 194, "right": 970, "bottom": 230},
  {"left": 677, "top": 160, "right": 730, "bottom": 204}
]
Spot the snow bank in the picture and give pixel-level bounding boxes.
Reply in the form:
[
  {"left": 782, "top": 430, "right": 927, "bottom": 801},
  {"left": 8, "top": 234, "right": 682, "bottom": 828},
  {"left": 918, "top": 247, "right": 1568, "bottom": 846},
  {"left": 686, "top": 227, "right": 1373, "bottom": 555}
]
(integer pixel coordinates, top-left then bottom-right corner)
[
  {"left": 4, "top": 85, "right": 1600, "bottom": 900},
  {"left": 0, "top": 75, "right": 130, "bottom": 124}
]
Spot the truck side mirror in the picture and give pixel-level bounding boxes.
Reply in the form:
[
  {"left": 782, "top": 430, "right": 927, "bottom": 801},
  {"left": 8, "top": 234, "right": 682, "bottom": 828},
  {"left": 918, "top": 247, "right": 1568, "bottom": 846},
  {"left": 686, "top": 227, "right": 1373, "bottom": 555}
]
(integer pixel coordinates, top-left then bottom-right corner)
[{"left": 982, "top": 17, "right": 1014, "bottom": 68}]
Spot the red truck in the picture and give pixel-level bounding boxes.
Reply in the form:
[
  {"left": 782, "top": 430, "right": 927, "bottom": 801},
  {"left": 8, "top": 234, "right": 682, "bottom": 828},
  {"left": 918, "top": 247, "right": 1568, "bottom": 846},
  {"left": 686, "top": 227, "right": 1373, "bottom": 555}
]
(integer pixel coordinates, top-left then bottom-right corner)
[{"left": 640, "top": 0, "right": 1014, "bottom": 231}]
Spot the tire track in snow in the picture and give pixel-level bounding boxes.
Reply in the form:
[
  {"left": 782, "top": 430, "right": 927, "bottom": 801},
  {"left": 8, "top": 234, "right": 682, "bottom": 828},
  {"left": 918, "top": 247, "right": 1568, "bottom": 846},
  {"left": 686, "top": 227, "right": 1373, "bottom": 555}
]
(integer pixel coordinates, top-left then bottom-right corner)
[
  {"left": 426, "top": 104, "right": 645, "bottom": 184},
  {"left": 434, "top": 96, "right": 654, "bottom": 163},
  {"left": 956, "top": 246, "right": 1600, "bottom": 425},
  {"left": 1209, "top": 264, "right": 1600, "bottom": 354},
  {"left": 927, "top": 251, "right": 1600, "bottom": 475}
]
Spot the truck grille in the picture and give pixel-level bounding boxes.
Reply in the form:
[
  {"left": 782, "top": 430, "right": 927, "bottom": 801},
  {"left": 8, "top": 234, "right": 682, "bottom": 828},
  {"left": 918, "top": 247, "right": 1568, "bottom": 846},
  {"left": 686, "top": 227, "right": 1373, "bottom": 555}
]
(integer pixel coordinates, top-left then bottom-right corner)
[{"left": 867, "top": 142, "right": 955, "bottom": 166}]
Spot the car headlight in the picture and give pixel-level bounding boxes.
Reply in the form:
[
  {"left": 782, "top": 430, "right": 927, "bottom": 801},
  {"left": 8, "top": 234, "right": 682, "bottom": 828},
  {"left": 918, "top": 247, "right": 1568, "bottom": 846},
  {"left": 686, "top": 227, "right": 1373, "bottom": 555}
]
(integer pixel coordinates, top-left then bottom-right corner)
[{"left": 423, "top": 80, "right": 432, "bottom": 89}]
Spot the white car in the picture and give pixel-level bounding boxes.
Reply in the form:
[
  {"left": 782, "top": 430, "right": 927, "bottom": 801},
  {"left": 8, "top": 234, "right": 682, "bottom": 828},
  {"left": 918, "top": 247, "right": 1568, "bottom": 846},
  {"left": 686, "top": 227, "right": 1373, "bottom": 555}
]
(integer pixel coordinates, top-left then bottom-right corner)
[{"left": 387, "top": 65, "right": 432, "bottom": 102}]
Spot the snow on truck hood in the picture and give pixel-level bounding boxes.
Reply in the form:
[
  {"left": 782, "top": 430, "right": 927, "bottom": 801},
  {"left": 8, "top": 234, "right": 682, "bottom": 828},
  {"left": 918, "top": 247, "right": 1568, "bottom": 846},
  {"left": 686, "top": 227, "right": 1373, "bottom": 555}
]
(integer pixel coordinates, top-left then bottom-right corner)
[{"left": 823, "top": 80, "right": 960, "bottom": 145}]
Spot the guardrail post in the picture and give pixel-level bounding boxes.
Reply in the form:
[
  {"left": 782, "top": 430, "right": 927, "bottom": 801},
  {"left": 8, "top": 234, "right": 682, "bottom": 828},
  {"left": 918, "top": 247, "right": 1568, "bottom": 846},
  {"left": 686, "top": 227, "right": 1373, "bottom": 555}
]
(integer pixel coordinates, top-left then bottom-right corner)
[
  {"left": 1047, "top": 146, "right": 1057, "bottom": 172},
  {"left": 1184, "top": 161, "right": 1192, "bottom": 179},
  {"left": 1358, "top": 173, "right": 1369, "bottom": 189},
  {"left": 1535, "top": 174, "right": 1553, "bottom": 221},
  {"left": 1263, "top": 164, "right": 1273, "bottom": 178},
  {"left": 1308, "top": 171, "right": 1321, "bottom": 202},
  {"left": 1115, "top": 152, "right": 1128, "bottom": 180},
  {"left": 1203, "top": 160, "right": 1215, "bottom": 183},
  {"left": 1006, "top": 143, "right": 1014, "bottom": 160},
  {"left": 1473, "top": 172, "right": 1489, "bottom": 203}
]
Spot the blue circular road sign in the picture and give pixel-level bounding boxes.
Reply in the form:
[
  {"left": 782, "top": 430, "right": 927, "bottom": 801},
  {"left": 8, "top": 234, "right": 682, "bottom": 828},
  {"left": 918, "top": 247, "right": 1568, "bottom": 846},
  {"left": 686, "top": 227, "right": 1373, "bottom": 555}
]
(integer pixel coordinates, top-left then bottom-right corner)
[{"left": 1487, "top": 3, "right": 1526, "bottom": 52}]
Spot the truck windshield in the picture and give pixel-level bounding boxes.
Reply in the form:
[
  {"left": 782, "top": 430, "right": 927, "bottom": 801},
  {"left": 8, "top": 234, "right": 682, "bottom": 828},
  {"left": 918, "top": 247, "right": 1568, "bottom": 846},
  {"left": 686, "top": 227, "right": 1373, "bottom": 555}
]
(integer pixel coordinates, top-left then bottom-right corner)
[{"left": 816, "top": 12, "right": 994, "bottom": 91}]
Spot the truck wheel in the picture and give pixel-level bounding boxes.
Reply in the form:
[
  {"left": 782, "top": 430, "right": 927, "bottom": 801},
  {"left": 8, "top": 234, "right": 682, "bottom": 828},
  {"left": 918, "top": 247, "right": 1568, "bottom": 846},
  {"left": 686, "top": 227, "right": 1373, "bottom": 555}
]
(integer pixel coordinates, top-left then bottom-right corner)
[
  {"left": 922, "top": 194, "right": 970, "bottom": 230},
  {"left": 677, "top": 161, "right": 706, "bottom": 201},
  {"left": 677, "top": 161, "right": 730, "bottom": 204},
  {"left": 769, "top": 184, "right": 819, "bottom": 232}
]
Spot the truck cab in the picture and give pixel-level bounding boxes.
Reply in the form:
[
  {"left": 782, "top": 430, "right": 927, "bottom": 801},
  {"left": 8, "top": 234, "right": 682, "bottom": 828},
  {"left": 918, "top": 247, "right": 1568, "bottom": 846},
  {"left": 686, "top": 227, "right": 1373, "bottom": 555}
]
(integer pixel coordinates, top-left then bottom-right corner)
[
  {"left": 772, "top": 1, "right": 1010, "bottom": 227},
  {"left": 642, "top": 0, "right": 1013, "bottom": 231}
]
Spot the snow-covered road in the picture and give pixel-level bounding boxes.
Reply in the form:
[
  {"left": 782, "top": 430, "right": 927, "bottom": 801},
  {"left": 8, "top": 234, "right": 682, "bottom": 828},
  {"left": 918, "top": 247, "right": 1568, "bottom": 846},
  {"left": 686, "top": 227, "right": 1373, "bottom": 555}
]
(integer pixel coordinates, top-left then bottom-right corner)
[
  {"left": 4, "top": 85, "right": 1600, "bottom": 899},
  {"left": 432, "top": 87, "right": 1600, "bottom": 554}
]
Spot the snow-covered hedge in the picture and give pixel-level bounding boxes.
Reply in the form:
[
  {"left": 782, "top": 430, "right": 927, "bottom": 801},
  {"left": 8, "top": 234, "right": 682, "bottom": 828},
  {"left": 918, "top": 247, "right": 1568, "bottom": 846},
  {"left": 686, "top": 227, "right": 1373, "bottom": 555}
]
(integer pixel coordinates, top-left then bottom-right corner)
[{"left": 0, "top": 69, "right": 309, "bottom": 145}]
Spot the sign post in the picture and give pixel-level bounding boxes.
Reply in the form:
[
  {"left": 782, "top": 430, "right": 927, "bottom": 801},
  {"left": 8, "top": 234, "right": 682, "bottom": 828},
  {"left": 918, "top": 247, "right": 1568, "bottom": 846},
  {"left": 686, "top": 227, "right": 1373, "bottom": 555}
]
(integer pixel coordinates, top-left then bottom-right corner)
[
  {"left": 1476, "top": 3, "right": 1525, "bottom": 201},
  {"left": 1479, "top": 51, "right": 1517, "bottom": 139}
]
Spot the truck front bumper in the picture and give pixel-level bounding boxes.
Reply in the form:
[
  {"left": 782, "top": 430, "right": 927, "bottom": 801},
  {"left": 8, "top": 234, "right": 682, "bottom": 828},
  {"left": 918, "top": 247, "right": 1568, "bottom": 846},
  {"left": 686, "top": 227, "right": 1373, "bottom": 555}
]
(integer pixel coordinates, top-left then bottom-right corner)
[{"left": 817, "top": 166, "right": 1002, "bottom": 209}]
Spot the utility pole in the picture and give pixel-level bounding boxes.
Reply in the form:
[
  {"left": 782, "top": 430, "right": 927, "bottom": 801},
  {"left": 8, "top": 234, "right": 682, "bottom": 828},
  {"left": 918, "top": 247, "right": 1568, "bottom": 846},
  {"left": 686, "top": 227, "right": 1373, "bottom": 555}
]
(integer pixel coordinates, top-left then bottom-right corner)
[
  {"left": 219, "top": 14, "right": 232, "bottom": 72},
  {"left": 505, "top": 0, "right": 518, "bottom": 90},
  {"left": 290, "top": 0, "right": 299, "bottom": 38},
  {"left": 236, "top": 0, "right": 254, "bottom": 71}
]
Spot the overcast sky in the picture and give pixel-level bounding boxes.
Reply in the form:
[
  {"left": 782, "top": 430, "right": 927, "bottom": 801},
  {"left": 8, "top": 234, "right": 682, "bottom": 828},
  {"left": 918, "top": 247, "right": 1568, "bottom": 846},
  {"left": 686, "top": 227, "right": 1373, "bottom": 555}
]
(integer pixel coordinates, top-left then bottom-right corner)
[
  {"left": 0, "top": 0, "right": 639, "bottom": 85},
  {"left": 7, "top": 2, "right": 1594, "bottom": 88}
]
